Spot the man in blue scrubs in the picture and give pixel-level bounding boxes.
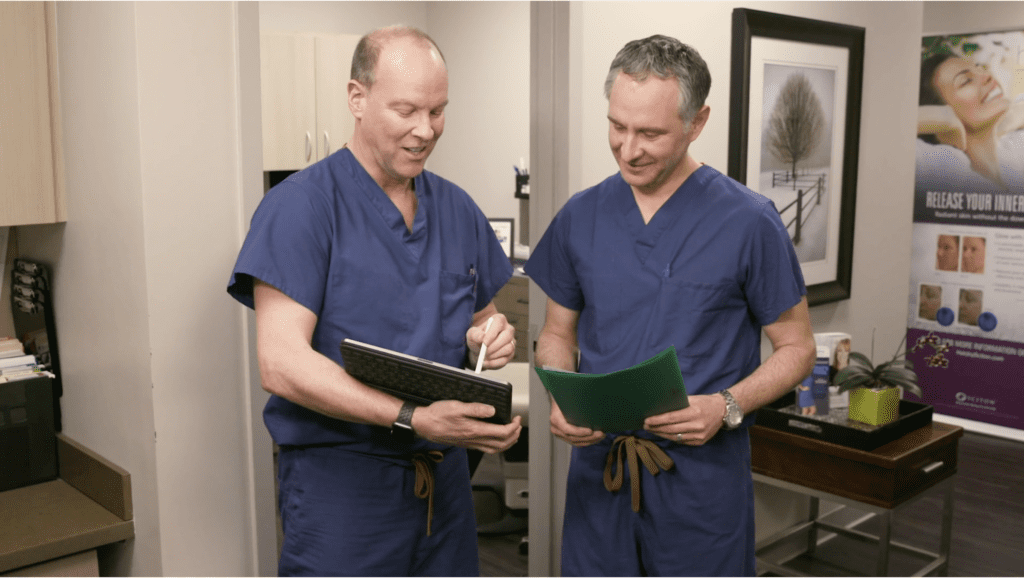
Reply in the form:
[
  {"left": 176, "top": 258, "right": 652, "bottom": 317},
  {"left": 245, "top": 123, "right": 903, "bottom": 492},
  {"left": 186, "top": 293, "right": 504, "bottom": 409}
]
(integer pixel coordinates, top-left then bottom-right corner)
[
  {"left": 227, "top": 26, "right": 522, "bottom": 576},
  {"left": 526, "top": 35, "right": 816, "bottom": 576}
]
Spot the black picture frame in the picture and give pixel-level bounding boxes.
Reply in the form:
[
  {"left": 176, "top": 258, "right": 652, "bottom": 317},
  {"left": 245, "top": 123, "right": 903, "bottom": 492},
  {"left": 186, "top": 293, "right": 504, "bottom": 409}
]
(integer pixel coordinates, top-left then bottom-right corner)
[
  {"left": 728, "top": 8, "right": 864, "bottom": 306},
  {"left": 488, "top": 218, "right": 514, "bottom": 260}
]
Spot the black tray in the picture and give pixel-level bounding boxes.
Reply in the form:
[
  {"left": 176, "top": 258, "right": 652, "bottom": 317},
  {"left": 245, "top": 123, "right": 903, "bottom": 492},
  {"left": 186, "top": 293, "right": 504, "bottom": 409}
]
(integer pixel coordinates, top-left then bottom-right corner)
[{"left": 754, "top": 391, "right": 934, "bottom": 451}]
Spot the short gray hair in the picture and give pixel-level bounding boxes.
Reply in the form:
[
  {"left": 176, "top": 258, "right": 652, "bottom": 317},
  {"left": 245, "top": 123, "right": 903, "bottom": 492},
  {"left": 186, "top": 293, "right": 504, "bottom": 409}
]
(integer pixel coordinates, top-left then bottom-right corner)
[
  {"left": 351, "top": 25, "right": 446, "bottom": 89},
  {"left": 604, "top": 35, "right": 711, "bottom": 122}
]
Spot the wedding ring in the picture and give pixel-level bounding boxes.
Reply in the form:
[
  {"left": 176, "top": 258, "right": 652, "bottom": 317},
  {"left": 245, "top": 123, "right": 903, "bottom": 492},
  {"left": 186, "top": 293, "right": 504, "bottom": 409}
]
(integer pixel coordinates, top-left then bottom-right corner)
[{"left": 676, "top": 433, "right": 683, "bottom": 443}]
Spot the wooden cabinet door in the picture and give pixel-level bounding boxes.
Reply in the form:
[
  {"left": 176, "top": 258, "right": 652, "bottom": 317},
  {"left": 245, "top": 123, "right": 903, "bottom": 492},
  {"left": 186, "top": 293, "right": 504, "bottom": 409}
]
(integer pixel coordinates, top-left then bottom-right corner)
[
  {"left": 0, "top": 2, "right": 62, "bottom": 226},
  {"left": 314, "top": 34, "right": 359, "bottom": 160},
  {"left": 260, "top": 33, "right": 316, "bottom": 171}
]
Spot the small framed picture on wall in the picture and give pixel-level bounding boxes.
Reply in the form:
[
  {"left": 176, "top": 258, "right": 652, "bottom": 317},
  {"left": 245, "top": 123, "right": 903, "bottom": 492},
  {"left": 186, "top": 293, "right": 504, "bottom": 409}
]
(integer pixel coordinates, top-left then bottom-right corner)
[{"left": 488, "top": 218, "right": 514, "bottom": 260}]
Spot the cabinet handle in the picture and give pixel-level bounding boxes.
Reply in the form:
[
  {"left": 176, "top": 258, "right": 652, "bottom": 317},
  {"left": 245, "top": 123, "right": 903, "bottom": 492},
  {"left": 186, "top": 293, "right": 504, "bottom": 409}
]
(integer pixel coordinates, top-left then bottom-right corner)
[
  {"left": 323, "top": 131, "right": 331, "bottom": 157},
  {"left": 305, "top": 131, "right": 312, "bottom": 162},
  {"left": 922, "top": 461, "right": 944, "bottom": 474}
]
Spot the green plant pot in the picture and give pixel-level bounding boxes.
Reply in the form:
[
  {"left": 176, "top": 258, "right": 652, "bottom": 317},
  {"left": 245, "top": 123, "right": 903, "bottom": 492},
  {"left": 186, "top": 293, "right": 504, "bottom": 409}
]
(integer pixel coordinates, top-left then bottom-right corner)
[{"left": 847, "top": 387, "right": 900, "bottom": 426}]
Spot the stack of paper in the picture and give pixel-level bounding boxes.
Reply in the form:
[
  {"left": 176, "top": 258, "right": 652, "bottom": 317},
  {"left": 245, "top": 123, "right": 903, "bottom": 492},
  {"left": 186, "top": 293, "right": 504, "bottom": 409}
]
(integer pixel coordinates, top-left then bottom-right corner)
[
  {"left": 0, "top": 351, "right": 44, "bottom": 382},
  {"left": 0, "top": 336, "right": 25, "bottom": 359},
  {"left": 534, "top": 346, "right": 689, "bottom": 432}
]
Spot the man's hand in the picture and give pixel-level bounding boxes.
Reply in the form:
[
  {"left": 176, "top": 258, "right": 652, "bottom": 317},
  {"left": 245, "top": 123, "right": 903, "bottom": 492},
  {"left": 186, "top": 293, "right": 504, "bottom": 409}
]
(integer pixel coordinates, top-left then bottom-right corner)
[
  {"left": 466, "top": 311, "right": 516, "bottom": 370},
  {"left": 550, "top": 398, "right": 605, "bottom": 447},
  {"left": 412, "top": 400, "right": 522, "bottom": 453},
  {"left": 644, "top": 393, "right": 727, "bottom": 446}
]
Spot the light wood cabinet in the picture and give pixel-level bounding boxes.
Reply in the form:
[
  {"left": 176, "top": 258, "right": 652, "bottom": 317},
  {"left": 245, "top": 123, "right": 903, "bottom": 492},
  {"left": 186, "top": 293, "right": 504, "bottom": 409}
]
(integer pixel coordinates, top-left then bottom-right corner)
[
  {"left": 260, "top": 32, "right": 360, "bottom": 171},
  {"left": 0, "top": 2, "right": 65, "bottom": 227}
]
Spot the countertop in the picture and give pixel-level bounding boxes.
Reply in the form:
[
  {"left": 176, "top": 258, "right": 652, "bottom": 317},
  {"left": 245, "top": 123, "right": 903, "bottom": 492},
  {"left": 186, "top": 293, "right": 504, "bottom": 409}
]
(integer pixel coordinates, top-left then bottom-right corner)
[{"left": 0, "top": 434, "right": 134, "bottom": 573}]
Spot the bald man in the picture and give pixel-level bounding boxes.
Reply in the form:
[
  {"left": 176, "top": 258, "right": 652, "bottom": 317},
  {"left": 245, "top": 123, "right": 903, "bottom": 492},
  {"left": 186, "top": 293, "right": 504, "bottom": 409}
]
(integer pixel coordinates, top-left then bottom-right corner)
[{"left": 228, "top": 26, "right": 521, "bottom": 576}]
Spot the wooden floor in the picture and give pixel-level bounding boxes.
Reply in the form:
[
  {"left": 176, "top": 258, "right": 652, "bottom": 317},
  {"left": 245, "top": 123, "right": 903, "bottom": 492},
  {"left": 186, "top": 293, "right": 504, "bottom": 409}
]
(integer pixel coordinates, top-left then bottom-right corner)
[
  {"left": 473, "top": 452, "right": 529, "bottom": 577},
  {"left": 476, "top": 430, "right": 1024, "bottom": 577}
]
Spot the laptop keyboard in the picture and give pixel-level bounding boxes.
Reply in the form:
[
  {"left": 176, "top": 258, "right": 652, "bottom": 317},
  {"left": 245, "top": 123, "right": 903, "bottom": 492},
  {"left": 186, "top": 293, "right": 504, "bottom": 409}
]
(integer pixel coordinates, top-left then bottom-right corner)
[{"left": 342, "top": 347, "right": 512, "bottom": 424}]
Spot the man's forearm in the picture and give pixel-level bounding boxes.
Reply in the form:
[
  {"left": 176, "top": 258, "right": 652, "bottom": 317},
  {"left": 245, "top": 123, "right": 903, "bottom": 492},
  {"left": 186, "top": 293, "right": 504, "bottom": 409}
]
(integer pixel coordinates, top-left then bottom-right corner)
[
  {"left": 534, "top": 329, "right": 578, "bottom": 373},
  {"left": 728, "top": 341, "right": 815, "bottom": 415}
]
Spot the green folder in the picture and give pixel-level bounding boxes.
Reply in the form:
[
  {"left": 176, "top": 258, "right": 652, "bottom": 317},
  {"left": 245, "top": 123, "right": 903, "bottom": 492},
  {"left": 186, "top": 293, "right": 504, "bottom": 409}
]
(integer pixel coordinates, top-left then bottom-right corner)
[{"left": 534, "top": 346, "right": 689, "bottom": 432}]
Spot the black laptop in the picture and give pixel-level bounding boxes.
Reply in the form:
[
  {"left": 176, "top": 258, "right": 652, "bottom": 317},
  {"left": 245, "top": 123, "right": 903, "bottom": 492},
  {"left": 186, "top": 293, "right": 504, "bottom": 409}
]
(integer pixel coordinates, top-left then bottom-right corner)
[{"left": 340, "top": 339, "right": 513, "bottom": 424}]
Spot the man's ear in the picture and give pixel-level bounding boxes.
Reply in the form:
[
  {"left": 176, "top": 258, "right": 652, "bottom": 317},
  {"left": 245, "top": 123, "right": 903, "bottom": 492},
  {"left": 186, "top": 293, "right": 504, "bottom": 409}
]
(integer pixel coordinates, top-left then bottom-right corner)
[
  {"left": 686, "top": 105, "right": 711, "bottom": 143},
  {"left": 348, "top": 79, "right": 367, "bottom": 120}
]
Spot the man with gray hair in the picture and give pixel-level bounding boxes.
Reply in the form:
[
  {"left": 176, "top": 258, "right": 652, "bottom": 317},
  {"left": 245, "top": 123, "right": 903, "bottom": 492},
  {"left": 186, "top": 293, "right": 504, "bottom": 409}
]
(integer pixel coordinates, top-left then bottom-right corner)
[
  {"left": 526, "top": 34, "right": 815, "bottom": 575},
  {"left": 229, "top": 25, "right": 521, "bottom": 576}
]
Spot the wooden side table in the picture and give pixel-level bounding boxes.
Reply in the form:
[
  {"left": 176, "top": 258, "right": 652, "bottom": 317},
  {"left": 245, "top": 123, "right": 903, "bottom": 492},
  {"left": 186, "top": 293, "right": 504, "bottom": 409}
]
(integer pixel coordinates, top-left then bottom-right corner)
[{"left": 750, "top": 422, "right": 963, "bottom": 576}]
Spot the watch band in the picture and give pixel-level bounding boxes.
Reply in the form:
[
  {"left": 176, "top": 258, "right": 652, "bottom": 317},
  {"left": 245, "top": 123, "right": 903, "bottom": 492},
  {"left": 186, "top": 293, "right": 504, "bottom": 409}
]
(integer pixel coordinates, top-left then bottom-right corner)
[
  {"left": 719, "top": 389, "right": 743, "bottom": 430},
  {"left": 392, "top": 401, "right": 417, "bottom": 439}
]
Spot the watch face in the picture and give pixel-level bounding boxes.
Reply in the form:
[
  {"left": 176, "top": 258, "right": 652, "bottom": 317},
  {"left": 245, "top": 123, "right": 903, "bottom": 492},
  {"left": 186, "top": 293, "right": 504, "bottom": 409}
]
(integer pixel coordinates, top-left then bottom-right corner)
[
  {"left": 726, "top": 409, "right": 743, "bottom": 427},
  {"left": 391, "top": 420, "right": 414, "bottom": 442},
  {"left": 721, "top": 391, "right": 742, "bottom": 428}
]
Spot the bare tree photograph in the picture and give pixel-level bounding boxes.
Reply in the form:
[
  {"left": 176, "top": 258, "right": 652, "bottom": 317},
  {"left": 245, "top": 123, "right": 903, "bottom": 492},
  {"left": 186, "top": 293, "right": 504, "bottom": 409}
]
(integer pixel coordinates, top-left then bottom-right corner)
[
  {"left": 767, "top": 73, "right": 825, "bottom": 186},
  {"left": 758, "top": 64, "right": 836, "bottom": 263}
]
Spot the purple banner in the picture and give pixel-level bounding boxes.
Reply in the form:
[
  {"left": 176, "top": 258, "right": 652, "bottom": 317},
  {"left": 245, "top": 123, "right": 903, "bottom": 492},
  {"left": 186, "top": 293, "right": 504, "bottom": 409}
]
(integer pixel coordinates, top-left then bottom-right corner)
[
  {"left": 907, "top": 328, "right": 1023, "bottom": 429},
  {"left": 909, "top": 31, "right": 1024, "bottom": 432}
]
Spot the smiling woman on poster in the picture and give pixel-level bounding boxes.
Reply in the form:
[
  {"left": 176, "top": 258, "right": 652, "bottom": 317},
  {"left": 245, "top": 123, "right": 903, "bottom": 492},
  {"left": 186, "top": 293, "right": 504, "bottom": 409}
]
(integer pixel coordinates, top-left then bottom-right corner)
[{"left": 916, "top": 46, "right": 1024, "bottom": 194}]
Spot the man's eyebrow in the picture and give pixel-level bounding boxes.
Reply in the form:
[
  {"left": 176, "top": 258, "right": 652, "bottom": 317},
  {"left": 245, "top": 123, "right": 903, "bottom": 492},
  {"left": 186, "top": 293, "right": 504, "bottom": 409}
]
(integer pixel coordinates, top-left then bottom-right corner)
[
  {"left": 607, "top": 115, "right": 662, "bottom": 132},
  {"left": 390, "top": 99, "right": 450, "bottom": 110}
]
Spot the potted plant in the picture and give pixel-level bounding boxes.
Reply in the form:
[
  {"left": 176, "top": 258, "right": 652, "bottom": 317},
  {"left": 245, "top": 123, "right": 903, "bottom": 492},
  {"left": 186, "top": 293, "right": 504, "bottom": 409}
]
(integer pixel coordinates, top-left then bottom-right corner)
[{"left": 833, "top": 337, "right": 923, "bottom": 426}]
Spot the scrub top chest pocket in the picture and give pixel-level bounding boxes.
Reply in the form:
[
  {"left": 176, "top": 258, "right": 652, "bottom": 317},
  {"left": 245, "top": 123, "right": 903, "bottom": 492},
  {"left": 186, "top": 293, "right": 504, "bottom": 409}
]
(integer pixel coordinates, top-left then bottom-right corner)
[{"left": 438, "top": 269, "right": 477, "bottom": 348}]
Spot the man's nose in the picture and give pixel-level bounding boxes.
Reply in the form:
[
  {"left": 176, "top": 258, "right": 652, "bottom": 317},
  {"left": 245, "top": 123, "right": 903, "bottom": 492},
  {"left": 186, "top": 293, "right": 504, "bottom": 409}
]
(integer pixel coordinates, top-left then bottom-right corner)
[
  {"left": 411, "top": 112, "right": 435, "bottom": 141},
  {"left": 619, "top": 133, "right": 642, "bottom": 162}
]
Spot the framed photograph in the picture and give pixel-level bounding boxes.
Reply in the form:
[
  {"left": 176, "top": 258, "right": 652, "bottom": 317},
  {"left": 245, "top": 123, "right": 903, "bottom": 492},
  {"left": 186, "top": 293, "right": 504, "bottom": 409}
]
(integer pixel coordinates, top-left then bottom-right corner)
[
  {"left": 488, "top": 218, "right": 514, "bottom": 260},
  {"left": 728, "top": 9, "right": 864, "bottom": 306}
]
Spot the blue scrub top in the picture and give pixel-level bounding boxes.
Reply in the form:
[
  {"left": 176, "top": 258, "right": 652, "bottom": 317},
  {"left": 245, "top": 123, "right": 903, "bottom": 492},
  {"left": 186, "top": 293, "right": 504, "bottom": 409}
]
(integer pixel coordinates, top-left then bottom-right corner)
[
  {"left": 228, "top": 148, "right": 512, "bottom": 451},
  {"left": 525, "top": 166, "right": 805, "bottom": 413}
]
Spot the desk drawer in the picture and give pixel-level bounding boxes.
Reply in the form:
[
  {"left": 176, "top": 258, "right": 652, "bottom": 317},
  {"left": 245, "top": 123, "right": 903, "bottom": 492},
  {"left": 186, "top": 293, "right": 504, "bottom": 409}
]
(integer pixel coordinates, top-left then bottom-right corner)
[
  {"left": 493, "top": 282, "right": 528, "bottom": 317},
  {"left": 750, "top": 423, "right": 961, "bottom": 509},
  {"left": 494, "top": 277, "right": 529, "bottom": 362}
]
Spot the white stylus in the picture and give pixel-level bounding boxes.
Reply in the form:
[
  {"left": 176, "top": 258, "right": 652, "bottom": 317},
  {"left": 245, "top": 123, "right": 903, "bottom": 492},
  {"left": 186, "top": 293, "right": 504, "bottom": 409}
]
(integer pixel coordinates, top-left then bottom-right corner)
[{"left": 474, "top": 316, "right": 495, "bottom": 374}]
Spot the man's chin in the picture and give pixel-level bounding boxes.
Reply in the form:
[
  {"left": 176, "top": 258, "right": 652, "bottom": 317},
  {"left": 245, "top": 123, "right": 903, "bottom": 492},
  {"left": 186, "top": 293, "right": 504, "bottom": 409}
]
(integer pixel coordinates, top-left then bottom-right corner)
[
  {"left": 391, "top": 160, "right": 428, "bottom": 181},
  {"left": 620, "top": 171, "right": 653, "bottom": 190}
]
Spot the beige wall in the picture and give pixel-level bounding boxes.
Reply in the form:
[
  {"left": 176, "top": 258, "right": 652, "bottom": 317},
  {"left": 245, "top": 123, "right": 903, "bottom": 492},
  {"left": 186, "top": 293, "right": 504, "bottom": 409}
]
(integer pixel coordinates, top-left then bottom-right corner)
[
  {"left": 258, "top": 2, "right": 531, "bottom": 226},
  {"left": 426, "top": 2, "right": 532, "bottom": 224},
  {"left": 17, "top": 2, "right": 263, "bottom": 575},
  {"left": 15, "top": 1, "right": 1006, "bottom": 576}
]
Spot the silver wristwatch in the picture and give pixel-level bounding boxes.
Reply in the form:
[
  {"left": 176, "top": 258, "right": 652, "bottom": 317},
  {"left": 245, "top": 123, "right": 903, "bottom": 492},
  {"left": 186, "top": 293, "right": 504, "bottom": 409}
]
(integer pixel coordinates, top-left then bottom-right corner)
[{"left": 719, "top": 389, "right": 743, "bottom": 430}]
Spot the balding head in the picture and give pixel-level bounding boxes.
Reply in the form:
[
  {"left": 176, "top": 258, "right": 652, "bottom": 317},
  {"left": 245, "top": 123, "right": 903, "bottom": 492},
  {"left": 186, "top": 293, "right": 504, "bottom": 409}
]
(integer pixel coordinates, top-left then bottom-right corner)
[{"left": 351, "top": 25, "right": 446, "bottom": 90}]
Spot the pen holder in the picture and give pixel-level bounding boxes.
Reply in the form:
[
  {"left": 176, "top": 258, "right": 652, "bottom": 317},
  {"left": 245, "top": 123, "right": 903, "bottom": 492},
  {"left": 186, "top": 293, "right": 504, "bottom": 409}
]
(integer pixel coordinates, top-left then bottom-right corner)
[{"left": 515, "top": 173, "right": 530, "bottom": 199}]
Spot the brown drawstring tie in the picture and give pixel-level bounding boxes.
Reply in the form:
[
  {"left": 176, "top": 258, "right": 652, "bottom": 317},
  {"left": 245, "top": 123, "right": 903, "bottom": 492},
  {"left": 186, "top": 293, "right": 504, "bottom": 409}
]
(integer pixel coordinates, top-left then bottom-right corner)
[
  {"left": 412, "top": 451, "right": 444, "bottom": 536},
  {"left": 603, "top": 435, "right": 675, "bottom": 513}
]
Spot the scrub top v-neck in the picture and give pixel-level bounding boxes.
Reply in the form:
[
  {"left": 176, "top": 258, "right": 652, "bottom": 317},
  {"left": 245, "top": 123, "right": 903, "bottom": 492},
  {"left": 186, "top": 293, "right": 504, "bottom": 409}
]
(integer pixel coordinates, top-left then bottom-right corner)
[{"left": 228, "top": 148, "right": 512, "bottom": 450}]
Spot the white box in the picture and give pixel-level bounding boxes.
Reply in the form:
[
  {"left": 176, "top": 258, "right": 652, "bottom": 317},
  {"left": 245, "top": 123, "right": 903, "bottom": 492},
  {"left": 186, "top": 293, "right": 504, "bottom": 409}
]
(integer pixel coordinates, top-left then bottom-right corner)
[{"left": 814, "top": 332, "right": 852, "bottom": 409}]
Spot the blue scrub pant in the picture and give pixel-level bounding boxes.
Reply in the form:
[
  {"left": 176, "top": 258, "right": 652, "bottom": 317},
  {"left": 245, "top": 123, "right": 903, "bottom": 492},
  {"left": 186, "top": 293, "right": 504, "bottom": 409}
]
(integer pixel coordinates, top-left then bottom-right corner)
[
  {"left": 276, "top": 444, "right": 479, "bottom": 576},
  {"left": 560, "top": 431, "right": 756, "bottom": 577}
]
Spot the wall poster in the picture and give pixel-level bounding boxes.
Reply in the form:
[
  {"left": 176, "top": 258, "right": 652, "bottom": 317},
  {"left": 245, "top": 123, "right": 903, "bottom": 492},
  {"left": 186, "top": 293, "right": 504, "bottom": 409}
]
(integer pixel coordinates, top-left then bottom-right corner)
[{"left": 908, "top": 30, "right": 1024, "bottom": 430}]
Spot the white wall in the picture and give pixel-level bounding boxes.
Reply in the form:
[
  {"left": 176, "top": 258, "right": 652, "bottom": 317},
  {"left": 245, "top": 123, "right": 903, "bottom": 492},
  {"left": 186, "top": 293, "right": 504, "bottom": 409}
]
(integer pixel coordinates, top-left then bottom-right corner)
[
  {"left": 18, "top": 2, "right": 162, "bottom": 573},
  {"left": 258, "top": 2, "right": 530, "bottom": 226},
  {"left": 259, "top": 1, "right": 427, "bottom": 35},
  {"left": 426, "top": 2, "right": 531, "bottom": 223},
  {"left": 924, "top": 1, "right": 1024, "bottom": 35},
  {"left": 12, "top": 1, "right": 974, "bottom": 575},
  {"left": 555, "top": 0, "right": 924, "bottom": 557},
  {"left": 134, "top": 3, "right": 257, "bottom": 574},
  {"left": 17, "top": 2, "right": 262, "bottom": 575}
]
